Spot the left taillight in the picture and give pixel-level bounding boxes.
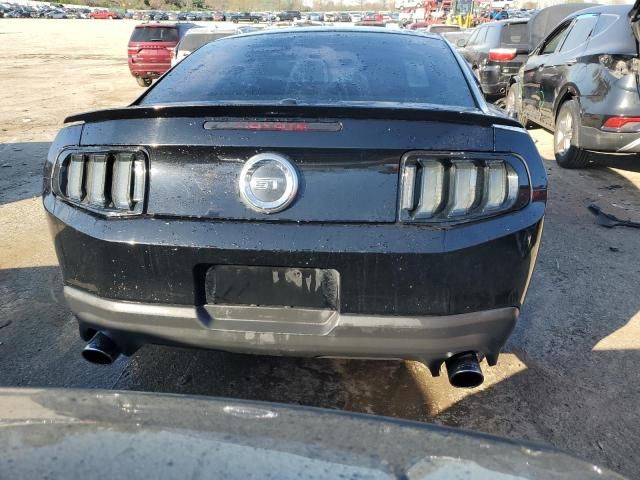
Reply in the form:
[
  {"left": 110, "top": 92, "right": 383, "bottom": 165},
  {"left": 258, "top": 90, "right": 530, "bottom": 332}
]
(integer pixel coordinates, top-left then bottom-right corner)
[
  {"left": 488, "top": 48, "right": 517, "bottom": 62},
  {"left": 53, "top": 149, "right": 146, "bottom": 215}
]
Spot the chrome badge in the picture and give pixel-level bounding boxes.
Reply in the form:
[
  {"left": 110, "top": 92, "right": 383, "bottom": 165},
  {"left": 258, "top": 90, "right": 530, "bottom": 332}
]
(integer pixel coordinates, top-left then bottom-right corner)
[{"left": 239, "top": 153, "right": 299, "bottom": 213}]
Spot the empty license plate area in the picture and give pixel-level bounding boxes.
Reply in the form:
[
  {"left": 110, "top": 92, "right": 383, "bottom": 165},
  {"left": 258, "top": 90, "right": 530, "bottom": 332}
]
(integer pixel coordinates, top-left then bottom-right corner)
[{"left": 205, "top": 266, "right": 340, "bottom": 310}]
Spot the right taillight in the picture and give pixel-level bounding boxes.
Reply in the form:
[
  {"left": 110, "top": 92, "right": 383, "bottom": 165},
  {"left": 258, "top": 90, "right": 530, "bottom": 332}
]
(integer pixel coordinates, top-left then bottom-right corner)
[
  {"left": 488, "top": 48, "right": 517, "bottom": 62},
  {"left": 399, "top": 153, "right": 530, "bottom": 223},
  {"left": 53, "top": 149, "right": 146, "bottom": 215},
  {"left": 602, "top": 117, "right": 640, "bottom": 133}
]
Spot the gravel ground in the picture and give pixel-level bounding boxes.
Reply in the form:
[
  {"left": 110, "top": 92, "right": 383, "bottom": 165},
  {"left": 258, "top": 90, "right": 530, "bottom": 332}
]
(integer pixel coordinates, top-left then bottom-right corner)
[{"left": 1, "top": 19, "right": 640, "bottom": 478}]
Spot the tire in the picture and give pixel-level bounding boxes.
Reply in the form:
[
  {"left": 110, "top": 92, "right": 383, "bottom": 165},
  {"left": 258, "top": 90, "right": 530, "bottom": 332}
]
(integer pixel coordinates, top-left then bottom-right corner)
[
  {"left": 504, "top": 83, "right": 518, "bottom": 120},
  {"left": 232, "top": 18, "right": 238, "bottom": 23},
  {"left": 136, "top": 77, "right": 152, "bottom": 88},
  {"left": 554, "top": 99, "right": 590, "bottom": 169}
]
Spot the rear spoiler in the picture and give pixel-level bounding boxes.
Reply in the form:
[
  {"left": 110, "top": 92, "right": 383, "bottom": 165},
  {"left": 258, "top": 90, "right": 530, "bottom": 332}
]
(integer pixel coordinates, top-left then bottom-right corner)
[{"left": 64, "top": 104, "right": 522, "bottom": 129}]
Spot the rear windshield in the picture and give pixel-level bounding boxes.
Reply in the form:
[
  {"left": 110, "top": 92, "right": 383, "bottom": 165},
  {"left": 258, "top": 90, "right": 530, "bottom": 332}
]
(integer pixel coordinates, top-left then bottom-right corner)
[
  {"left": 130, "top": 26, "right": 178, "bottom": 43},
  {"left": 179, "top": 32, "right": 235, "bottom": 52},
  {"left": 142, "top": 32, "right": 475, "bottom": 108},
  {"left": 500, "top": 22, "right": 528, "bottom": 48}
]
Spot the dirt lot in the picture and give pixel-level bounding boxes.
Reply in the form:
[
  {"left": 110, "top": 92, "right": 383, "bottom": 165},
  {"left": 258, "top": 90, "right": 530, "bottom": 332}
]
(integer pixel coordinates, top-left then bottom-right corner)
[{"left": 1, "top": 18, "right": 640, "bottom": 478}]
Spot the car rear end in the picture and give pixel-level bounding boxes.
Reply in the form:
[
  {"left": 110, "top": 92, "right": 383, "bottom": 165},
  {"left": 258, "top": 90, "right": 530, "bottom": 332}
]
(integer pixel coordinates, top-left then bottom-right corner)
[
  {"left": 480, "top": 20, "right": 529, "bottom": 97},
  {"left": 127, "top": 24, "right": 180, "bottom": 82},
  {"left": 579, "top": 3, "right": 640, "bottom": 154},
  {"left": 45, "top": 29, "right": 546, "bottom": 382}
]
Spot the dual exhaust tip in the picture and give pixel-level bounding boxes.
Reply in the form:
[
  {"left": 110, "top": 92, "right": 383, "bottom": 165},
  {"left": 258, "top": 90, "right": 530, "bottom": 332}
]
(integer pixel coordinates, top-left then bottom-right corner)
[
  {"left": 445, "top": 352, "right": 484, "bottom": 388},
  {"left": 82, "top": 332, "right": 121, "bottom": 365},
  {"left": 82, "top": 332, "right": 484, "bottom": 388}
]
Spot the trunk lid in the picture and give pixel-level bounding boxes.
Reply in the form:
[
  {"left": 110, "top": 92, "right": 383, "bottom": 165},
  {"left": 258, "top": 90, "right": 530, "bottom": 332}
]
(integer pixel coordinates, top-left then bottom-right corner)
[{"left": 72, "top": 106, "right": 504, "bottom": 223}]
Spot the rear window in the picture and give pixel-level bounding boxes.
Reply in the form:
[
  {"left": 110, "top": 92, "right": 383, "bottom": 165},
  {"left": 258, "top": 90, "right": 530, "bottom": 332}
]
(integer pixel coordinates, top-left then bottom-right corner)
[
  {"left": 130, "top": 26, "right": 178, "bottom": 43},
  {"left": 142, "top": 32, "right": 475, "bottom": 108},
  {"left": 500, "top": 22, "right": 528, "bottom": 48},
  {"left": 179, "top": 32, "right": 235, "bottom": 52}
]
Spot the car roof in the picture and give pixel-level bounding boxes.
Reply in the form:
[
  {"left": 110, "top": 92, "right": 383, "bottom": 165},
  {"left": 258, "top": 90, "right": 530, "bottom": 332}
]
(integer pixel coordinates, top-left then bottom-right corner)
[
  {"left": 227, "top": 26, "right": 442, "bottom": 41},
  {"left": 490, "top": 18, "right": 530, "bottom": 25},
  {"left": 135, "top": 22, "right": 178, "bottom": 28},
  {"left": 184, "top": 27, "right": 240, "bottom": 35},
  {"left": 563, "top": 3, "right": 632, "bottom": 18}
]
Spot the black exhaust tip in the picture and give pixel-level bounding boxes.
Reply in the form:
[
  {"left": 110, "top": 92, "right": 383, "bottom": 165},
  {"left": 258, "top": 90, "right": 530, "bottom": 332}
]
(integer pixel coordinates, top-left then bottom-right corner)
[
  {"left": 82, "top": 332, "right": 121, "bottom": 365},
  {"left": 445, "top": 352, "right": 484, "bottom": 388}
]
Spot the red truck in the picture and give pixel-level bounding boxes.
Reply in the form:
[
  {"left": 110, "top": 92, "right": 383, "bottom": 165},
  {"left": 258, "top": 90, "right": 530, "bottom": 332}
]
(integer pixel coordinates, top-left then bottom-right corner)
[
  {"left": 89, "top": 10, "right": 121, "bottom": 19},
  {"left": 127, "top": 23, "right": 197, "bottom": 87}
]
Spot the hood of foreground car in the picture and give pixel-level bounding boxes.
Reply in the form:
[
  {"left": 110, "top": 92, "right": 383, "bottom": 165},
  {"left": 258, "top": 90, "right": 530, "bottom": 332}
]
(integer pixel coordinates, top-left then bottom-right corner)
[{"left": 0, "top": 388, "right": 625, "bottom": 479}]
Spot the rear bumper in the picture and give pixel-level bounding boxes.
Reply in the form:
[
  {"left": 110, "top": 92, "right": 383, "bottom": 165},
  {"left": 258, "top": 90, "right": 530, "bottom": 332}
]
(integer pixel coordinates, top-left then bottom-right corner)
[
  {"left": 580, "top": 125, "right": 640, "bottom": 153},
  {"left": 66, "top": 286, "right": 518, "bottom": 369},
  {"left": 479, "top": 66, "right": 514, "bottom": 97},
  {"left": 128, "top": 61, "right": 170, "bottom": 78}
]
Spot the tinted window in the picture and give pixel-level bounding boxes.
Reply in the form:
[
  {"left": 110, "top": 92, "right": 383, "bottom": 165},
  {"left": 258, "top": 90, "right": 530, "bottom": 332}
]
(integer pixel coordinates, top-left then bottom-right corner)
[
  {"left": 475, "top": 27, "right": 488, "bottom": 44},
  {"left": 540, "top": 22, "right": 571, "bottom": 55},
  {"left": 500, "top": 22, "right": 528, "bottom": 48},
  {"left": 142, "top": 32, "right": 475, "bottom": 108},
  {"left": 559, "top": 14, "right": 598, "bottom": 53},
  {"left": 130, "top": 27, "right": 178, "bottom": 43},
  {"left": 465, "top": 28, "right": 480, "bottom": 45},
  {"left": 179, "top": 32, "right": 235, "bottom": 52}
]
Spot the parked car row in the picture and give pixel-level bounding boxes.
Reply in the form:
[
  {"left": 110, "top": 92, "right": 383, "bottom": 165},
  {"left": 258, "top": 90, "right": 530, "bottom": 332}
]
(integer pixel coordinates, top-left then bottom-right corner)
[{"left": 0, "top": 2, "right": 112, "bottom": 19}]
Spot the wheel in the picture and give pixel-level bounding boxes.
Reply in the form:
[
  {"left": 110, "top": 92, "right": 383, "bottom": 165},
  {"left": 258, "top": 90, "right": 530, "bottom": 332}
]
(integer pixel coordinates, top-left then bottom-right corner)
[
  {"left": 108, "top": 15, "right": 113, "bottom": 19},
  {"left": 554, "top": 99, "right": 590, "bottom": 169},
  {"left": 232, "top": 18, "right": 238, "bottom": 23},
  {"left": 136, "top": 77, "right": 152, "bottom": 87},
  {"left": 253, "top": 19, "right": 258, "bottom": 23},
  {"left": 504, "top": 83, "right": 517, "bottom": 119}
]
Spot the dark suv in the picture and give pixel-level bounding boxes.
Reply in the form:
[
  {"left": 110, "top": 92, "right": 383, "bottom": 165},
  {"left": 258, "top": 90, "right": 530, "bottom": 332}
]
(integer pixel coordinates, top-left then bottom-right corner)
[
  {"left": 460, "top": 19, "right": 530, "bottom": 98},
  {"left": 511, "top": 1, "right": 640, "bottom": 168},
  {"left": 277, "top": 10, "right": 301, "bottom": 21},
  {"left": 460, "top": 4, "right": 595, "bottom": 101}
]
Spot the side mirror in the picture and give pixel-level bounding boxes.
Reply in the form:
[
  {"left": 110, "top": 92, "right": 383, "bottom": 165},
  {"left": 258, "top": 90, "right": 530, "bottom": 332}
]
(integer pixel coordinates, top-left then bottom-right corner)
[{"left": 456, "top": 38, "right": 467, "bottom": 47}]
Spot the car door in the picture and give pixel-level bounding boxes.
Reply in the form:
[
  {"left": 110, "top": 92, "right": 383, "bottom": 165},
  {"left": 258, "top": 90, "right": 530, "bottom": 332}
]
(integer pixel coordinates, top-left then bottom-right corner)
[
  {"left": 538, "top": 13, "right": 599, "bottom": 128},
  {"left": 521, "top": 21, "right": 573, "bottom": 127}
]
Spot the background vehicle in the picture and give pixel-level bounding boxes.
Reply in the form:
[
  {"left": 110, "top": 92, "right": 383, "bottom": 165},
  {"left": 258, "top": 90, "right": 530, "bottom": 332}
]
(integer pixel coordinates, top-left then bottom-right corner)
[
  {"left": 0, "top": 389, "right": 625, "bottom": 480},
  {"left": 89, "top": 10, "right": 120, "bottom": 19},
  {"left": 460, "top": 19, "right": 529, "bottom": 99},
  {"left": 229, "top": 11, "right": 261, "bottom": 23},
  {"left": 277, "top": 10, "right": 301, "bottom": 21},
  {"left": 442, "top": 29, "right": 472, "bottom": 48},
  {"left": 460, "top": 4, "right": 594, "bottom": 101},
  {"left": 512, "top": 2, "right": 640, "bottom": 168},
  {"left": 337, "top": 12, "right": 351, "bottom": 22},
  {"left": 128, "top": 22, "right": 197, "bottom": 87},
  {"left": 423, "top": 24, "right": 462, "bottom": 34},
  {"left": 172, "top": 27, "right": 244, "bottom": 65}
]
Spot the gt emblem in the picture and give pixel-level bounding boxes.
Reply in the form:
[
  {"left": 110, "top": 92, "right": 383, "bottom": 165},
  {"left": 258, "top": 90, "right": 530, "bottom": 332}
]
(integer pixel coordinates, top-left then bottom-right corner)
[
  {"left": 239, "top": 153, "right": 299, "bottom": 214},
  {"left": 252, "top": 178, "right": 280, "bottom": 191}
]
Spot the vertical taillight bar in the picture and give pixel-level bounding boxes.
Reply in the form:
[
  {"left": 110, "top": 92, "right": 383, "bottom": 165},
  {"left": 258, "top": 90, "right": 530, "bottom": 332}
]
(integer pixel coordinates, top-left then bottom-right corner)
[
  {"left": 132, "top": 156, "right": 145, "bottom": 205},
  {"left": 415, "top": 160, "right": 445, "bottom": 219},
  {"left": 85, "top": 153, "right": 108, "bottom": 206},
  {"left": 447, "top": 160, "right": 478, "bottom": 217},
  {"left": 400, "top": 163, "right": 417, "bottom": 211},
  {"left": 112, "top": 153, "right": 133, "bottom": 209},
  {"left": 66, "top": 153, "right": 85, "bottom": 201}
]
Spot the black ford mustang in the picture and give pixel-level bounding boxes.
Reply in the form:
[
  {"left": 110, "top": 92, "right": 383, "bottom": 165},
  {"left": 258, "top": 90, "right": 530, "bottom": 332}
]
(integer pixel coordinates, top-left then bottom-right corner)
[{"left": 44, "top": 28, "right": 547, "bottom": 388}]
